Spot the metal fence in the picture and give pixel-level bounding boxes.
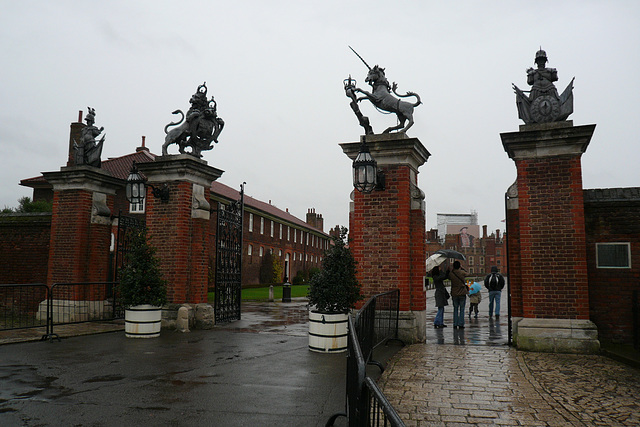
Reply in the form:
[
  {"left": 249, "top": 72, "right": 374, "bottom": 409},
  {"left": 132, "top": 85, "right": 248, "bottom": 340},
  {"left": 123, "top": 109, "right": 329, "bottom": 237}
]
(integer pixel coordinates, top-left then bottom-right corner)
[
  {"left": 0, "top": 282, "right": 123, "bottom": 340},
  {"left": 327, "top": 290, "right": 405, "bottom": 427},
  {"left": 0, "top": 284, "right": 49, "bottom": 331},
  {"left": 354, "top": 289, "right": 403, "bottom": 371}
]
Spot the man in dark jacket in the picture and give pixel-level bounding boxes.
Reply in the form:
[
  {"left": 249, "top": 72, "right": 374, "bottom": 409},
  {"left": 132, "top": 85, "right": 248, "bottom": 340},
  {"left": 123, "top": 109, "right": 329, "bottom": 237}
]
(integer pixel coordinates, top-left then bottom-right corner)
[{"left": 484, "top": 266, "right": 505, "bottom": 318}]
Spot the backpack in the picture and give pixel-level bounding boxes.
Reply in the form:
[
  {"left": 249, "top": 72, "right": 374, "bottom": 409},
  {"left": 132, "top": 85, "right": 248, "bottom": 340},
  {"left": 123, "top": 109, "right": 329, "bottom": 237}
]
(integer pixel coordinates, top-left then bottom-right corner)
[{"left": 488, "top": 273, "right": 500, "bottom": 291}]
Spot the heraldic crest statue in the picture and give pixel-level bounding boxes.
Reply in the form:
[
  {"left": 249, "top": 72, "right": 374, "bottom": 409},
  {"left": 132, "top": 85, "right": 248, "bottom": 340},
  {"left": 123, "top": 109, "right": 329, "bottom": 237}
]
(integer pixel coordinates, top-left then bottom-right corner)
[
  {"left": 162, "top": 82, "right": 225, "bottom": 158},
  {"left": 74, "top": 107, "right": 105, "bottom": 168},
  {"left": 345, "top": 46, "right": 421, "bottom": 134},
  {"left": 513, "top": 49, "right": 574, "bottom": 124}
]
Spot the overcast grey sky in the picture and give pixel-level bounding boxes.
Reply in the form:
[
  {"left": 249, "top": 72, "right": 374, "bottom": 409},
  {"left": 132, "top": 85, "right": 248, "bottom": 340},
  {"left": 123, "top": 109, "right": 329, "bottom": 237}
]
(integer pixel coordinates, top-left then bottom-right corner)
[{"left": 1, "top": 1, "right": 638, "bottom": 236}]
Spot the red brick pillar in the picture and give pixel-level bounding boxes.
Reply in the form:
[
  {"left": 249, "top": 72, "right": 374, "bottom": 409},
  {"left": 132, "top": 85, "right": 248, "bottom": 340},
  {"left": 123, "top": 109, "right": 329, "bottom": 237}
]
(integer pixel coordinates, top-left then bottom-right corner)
[
  {"left": 44, "top": 166, "right": 121, "bottom": 285},
  {"left": 505, "top": 182, "right": 523, "bottom": 318},
  {"left": 341, "top": 134, "right": 430, "bottom": 343},
  {"left": 137, "top": 155, "right": 223, "bottom": 305},
  {"left": 501, "top": 121, "right": 599, "bottom": 353}
]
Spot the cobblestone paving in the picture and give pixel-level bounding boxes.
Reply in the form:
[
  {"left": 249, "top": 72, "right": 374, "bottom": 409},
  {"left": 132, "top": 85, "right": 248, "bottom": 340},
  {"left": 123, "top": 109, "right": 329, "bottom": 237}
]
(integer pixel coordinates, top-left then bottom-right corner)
[{"left": 379, "top": 345, "right": 640, "bottom": 426}]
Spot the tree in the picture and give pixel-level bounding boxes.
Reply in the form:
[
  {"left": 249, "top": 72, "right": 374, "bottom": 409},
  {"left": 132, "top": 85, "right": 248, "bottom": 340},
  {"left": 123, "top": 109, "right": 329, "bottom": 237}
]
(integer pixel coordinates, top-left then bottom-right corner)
[
  {"left": 2, "top": 196, "right": 52, "bottom": 213},
  {"left": 117, "top": 229, "right": 168, "bottom": 308},
  {"left": 307, "top": 227, "right": 362, "bottom": 313}
]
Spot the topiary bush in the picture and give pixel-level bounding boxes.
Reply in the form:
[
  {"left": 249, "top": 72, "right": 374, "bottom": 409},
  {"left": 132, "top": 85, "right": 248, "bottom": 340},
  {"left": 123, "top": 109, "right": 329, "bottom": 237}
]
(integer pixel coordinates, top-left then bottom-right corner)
[
  {"left": 307, "top": 226, "right": 361, "bottom": 313},
  {"left": 117, "top": 229, "right": 168, "bottom": 308}
]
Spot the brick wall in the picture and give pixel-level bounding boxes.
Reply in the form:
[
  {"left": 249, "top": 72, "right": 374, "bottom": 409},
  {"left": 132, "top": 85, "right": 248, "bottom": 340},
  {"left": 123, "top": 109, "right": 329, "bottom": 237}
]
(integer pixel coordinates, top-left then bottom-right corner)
[
  {"left": 0, "top": 213, "right": 51, "bottom": 284},
  {"left": 146, "top": 181, "right": 195, "bottom": 303},
  {"left": 515, "top": 156, "right": 589, "bottom": 319},
  {"left": 47, "top": 189, "right": 93, "bottom": 285},
  {"left": 584, "top": 188, "right": 640, "bottom": 345},
  {"left": 351, "top": 164, "right": 418, "bottom": 311},
  {"left": 506, "top": 206, "right": 522, "bottom": 317}
]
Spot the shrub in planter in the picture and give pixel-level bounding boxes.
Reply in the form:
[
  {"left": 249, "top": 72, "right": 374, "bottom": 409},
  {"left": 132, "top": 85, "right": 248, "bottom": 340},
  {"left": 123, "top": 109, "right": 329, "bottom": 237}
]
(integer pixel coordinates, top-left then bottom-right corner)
[
  {"left": 118, "top": 229, "right": 168, "bottom": 308},
  {"left": 307, "top": 226, "right": 361, "bottom": 314},
  {"left": 307, "top": 227, "right": 361, "bottom": 352},
  {"left": 118, "top": 229, "right": 167, "bottom": 338}
]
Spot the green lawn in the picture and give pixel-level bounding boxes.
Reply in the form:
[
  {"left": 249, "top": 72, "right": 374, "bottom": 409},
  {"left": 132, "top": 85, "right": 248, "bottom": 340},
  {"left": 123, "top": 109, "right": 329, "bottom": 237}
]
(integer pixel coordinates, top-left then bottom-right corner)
[{"left": 207, "top": 285, "right": 309, "bottom": 302}]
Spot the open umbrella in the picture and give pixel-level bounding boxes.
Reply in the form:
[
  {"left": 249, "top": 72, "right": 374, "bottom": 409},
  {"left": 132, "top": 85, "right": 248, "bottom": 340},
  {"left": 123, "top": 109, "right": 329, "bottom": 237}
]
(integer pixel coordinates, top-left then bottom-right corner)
[
  {"left": 434, "top": 249, "right": 466, "bottom": 261},
  {"left": 468, "top": 282, "right": 482, "bottom": 295},
  {"left": 425, "top": 253, "right": 448, "bottom": 272}
]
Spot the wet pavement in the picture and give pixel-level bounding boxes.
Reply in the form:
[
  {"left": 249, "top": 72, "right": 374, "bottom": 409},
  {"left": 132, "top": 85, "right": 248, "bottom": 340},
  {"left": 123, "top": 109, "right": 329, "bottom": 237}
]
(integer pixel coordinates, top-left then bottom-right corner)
[
  {"left": 0, "top": 299, "right": 349, "bottom": 427},
  {"left": 1, "top": 293, "right": 640, "bottom": 426},
  {"left": 424, "top": 285, "right": 510, "bottom": 346},
  {"left": 378, "top": 287, "right": 640, "bottom": 426}
]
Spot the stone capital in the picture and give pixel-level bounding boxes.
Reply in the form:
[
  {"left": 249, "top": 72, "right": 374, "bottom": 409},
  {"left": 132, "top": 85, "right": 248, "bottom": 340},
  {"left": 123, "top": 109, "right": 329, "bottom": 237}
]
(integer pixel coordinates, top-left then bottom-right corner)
[
  {"left": 340, "top": 133, "right": 430, "bottom": 172},
  {"left": 43, "top": 165, "right": 122, "bottom": 194},
  {"left": 501, "top": 122, "right": 596, "bottom": 160},
  {"left": 137, "top": 154, "right": 224, "bottom": 187}
]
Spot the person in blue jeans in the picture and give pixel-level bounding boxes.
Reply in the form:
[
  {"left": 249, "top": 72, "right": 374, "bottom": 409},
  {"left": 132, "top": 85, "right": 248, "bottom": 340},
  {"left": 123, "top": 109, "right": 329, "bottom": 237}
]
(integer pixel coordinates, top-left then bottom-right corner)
[
  {"left": 484, "top": 266, "right": 505, "bottom": 318},
  {"left": 431, "top": 265, "right": 450, "bottom": 328},
  {"left": 449, "top": 261, "right": 469, "bottom": 329}
]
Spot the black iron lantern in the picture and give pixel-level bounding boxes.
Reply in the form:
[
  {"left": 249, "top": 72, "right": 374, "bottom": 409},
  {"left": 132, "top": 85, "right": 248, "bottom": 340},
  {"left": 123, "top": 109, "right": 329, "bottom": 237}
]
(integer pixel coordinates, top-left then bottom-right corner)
[
  {"left": 353, "top": 141, "right": 384, "bottom": 193},
  {"left": 125, "top": 162, "right": 146, "bottom": 205},
  {"left": 125, "top": 162, "right": 170, "bottom": 204}
]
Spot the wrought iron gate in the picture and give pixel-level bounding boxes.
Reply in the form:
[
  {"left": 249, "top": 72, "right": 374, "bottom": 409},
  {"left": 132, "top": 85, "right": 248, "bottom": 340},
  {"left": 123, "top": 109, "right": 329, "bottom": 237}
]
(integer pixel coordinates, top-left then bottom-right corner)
[
  {"left": 214, "top": 187, "right": 244, "bottom": 323},
  {"left": 114, "top": 212, "right": 146, "bottom": 281}
]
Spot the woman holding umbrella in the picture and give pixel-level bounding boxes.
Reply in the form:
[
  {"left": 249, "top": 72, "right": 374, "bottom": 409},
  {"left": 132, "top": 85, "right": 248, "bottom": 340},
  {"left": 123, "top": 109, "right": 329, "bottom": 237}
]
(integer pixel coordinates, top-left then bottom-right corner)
[{"left": 430, "top": 265, "right": 450, "bottom": 328}]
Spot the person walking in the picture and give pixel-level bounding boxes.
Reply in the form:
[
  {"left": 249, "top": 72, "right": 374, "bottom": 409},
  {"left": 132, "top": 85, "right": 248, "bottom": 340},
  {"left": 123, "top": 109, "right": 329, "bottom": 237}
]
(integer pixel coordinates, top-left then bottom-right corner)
[
  {"left": 449, "top": 261, "right": 468, "bottom": 329},
  {"left": 484, "top": 266, "right": 505, "bottom": 318},
  {"left": 431, "top": 265, "right": 450, "bottom": 328}
]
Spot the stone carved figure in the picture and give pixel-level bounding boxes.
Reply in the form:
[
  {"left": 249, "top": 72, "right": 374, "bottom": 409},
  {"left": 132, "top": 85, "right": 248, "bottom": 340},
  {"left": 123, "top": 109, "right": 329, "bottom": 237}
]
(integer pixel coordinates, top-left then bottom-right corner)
[
  {"left": 74, "top": 107, "right": 105, "bottom": 167},
  {"left": 161, "top": 82, "right": 224, "bottom": 158},
  {"left": 348, "top": 46, "right": 421, "bottom": 134},
  {"left": 513, "top": 49, "right": 574, "bottom": 124}
]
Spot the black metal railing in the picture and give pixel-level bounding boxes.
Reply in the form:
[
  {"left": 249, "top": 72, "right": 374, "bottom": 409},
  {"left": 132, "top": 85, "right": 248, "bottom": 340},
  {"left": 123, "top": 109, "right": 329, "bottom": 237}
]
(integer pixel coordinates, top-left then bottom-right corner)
[
  {"left": 327, "top": 316, "right": 405, "bottom": 427},
  {"left": 327, "top": 290, "right": 405, "bottom": 427},
  {"left": 0, "top": 282, "right": 123, "bottom": 341},
  {"left": 0, "top": 284, "right": 49, "bottom": 331},
  {"left": 354, "top": 289, "right": 403, "bottom": 371}
]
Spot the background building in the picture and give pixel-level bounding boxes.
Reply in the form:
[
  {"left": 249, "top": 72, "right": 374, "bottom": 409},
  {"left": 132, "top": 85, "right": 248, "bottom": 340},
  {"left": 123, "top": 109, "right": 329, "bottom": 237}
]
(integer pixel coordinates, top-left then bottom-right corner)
[{"left": 10, "top": 118, "right": 331, "bottom": 289}]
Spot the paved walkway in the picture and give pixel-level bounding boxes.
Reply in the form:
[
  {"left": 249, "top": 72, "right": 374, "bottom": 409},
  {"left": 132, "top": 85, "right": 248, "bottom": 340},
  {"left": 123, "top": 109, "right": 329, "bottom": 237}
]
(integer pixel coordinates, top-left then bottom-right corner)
[
  {"left": 2, "top": 294, "right": 639, "bottom": 426},
  {"left": 378, "top": 287, "right": 640, "bottom": 426}
]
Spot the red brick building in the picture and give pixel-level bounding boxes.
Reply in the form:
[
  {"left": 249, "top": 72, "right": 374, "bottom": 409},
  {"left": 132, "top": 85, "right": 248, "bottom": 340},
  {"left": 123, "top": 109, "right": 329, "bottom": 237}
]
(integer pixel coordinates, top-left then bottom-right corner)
[{"left": 6, "top": 117, "right": 330, "bottom": 290}]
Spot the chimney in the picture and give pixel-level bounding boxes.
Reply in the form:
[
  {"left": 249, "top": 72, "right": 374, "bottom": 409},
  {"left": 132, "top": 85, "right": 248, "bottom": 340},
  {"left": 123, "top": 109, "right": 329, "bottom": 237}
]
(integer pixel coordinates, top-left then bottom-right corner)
[
  {"left": 136, "top": 135, "right": 148, "bottom": 152},
  {"left": 67, "top": 110, "right": 85, "bottom": 166},
  {"left": 482, "top": 225, "right": 488, "bottom": 239},
  {"left": 496, "top": 229, "right": 501, "bottom": 241}
]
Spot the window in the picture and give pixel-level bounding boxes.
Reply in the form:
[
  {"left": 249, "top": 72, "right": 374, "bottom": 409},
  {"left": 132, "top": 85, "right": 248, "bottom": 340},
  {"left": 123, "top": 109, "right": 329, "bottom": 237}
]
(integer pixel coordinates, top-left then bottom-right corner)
[
  {"left": 287, "top": 226, "right": 290, "bottom": 241},
  {"left": 249, "top": 213, "right": 253, "bottom": 232},
  {"left": 468, "top": 256, "right": 474, "bottom": 266},
  {"left": 596, "top": 243, "right": 631, "bottom": 268},
  {"left": 278, "top": 250, "right": 282, "bottom": 257},
  {"left": 260, "top": 217, "right": 264, "bottom": 234},
  {"left": 294, "top": 229, "right": 297, "bottom": 243},
  {"left": 496, "top": 249, "right": 501, "bottom": 256},
  {"left": 248, "top": 245, "right": 253, "bottom": 256},
  {"left": 259, "top": 246, "right": 264, "bottom": 257},
  {"left": 270, "top": 220, "right": 274, "bottom": 237},
  {"left": 129, "top": 199, "right": 145, "bottom": 214},
  {"left": 279, "top": 224, "right": 282, "bottom": 239}
]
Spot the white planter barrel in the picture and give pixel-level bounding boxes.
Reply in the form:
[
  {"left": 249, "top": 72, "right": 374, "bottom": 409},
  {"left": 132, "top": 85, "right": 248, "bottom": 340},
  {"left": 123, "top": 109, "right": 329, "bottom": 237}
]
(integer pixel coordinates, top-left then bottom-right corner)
[
  {"left": 125, "top": 305, "right": 162, "bottom": 338},
  {"left": 308, "top": 311, "right": 348, "bottom": 353}
]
